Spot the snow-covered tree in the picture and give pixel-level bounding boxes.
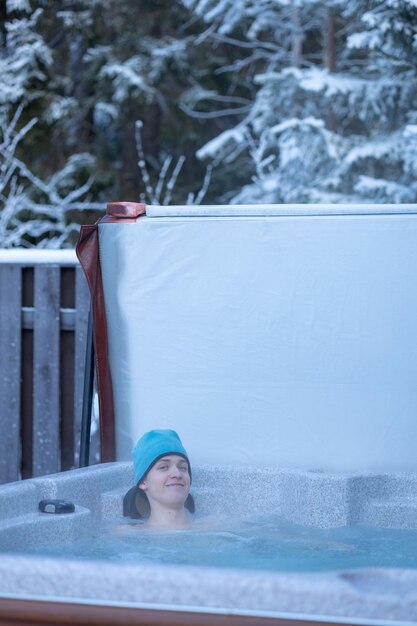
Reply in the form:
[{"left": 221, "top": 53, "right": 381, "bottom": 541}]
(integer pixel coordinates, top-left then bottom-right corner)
[
  {"left": 3, "top": 0, "right": 415, "bottom": 236},
  {"left": 28, "top": 0, "right": 224, "bottom": 203},
  {"left": 1, "top": 0, "right": 226, "bottom": 245},
  {"left": 1, "top": 0, "right": 52, "bottom": 108},
  {"left": 0, "top": 106, "right": 102, "bottom": 248},
  {"left": 185, "top": 0, "right": 417, "bottom": 204}
]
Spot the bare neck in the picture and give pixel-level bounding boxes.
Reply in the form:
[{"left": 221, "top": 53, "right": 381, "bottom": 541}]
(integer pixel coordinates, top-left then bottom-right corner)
[{"left": 147, "top": 504, "right": 191, "bottom": 529}]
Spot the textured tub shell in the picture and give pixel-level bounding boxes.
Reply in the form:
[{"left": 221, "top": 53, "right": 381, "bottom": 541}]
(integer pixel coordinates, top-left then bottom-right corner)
[{"left": 2, "top": 464, "right": 417, "bottom": 621}]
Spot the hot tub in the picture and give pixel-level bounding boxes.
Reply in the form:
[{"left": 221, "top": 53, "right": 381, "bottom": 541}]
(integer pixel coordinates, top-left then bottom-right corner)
[
  {"left": 1, "top": 462, "right": 417, "bottom": 623},
  {"left": 3, "top": 203, "right": 417, "bottom": 624}
]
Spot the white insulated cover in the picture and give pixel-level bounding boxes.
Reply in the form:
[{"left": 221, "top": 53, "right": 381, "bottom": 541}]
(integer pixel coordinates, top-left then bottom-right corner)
[{"left": 99, "top": 205, "right": 417, "bottom": 472}]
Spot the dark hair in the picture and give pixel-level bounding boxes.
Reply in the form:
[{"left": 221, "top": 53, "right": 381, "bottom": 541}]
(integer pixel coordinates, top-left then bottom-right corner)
[{"left": 123, "top": 485, "right": 195, "bottom": 519}]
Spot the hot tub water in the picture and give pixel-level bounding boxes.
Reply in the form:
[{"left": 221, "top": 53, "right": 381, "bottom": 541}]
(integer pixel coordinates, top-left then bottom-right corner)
[{"left": 10, "top": 515, "right": 417, "bottom": 573}]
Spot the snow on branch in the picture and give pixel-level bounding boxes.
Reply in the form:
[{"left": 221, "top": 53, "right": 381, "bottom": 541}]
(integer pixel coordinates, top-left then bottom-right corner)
[
  {"left": 0, "top": 107, "right": 103, "bottom": 248},
  {"left": 135, "top": 120, "right": 212, "bottom": 205}
]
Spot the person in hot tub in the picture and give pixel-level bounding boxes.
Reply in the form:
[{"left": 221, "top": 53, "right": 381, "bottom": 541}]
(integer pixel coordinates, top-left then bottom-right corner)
[{"left": 123, "top": 429, "right": 194, "bottom": 529}]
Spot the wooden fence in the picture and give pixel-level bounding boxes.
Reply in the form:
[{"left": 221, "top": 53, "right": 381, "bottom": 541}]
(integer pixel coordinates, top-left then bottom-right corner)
[{"left": 0, "top": 250, "right": 97, "bottom": 485}]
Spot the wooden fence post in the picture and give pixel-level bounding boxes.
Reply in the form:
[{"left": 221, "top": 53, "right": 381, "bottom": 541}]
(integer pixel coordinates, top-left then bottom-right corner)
[
  {"left": 0, "top": 266, "right": 22, "bottom": 484},
  {"left": 32, "top": 266, "right": 61, "bottom": 476}
]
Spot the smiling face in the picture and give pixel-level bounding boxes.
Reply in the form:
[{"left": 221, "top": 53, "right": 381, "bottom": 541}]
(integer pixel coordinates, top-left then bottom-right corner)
[{"left": 139, "top": 454, "right": 191, "bottom": 511}]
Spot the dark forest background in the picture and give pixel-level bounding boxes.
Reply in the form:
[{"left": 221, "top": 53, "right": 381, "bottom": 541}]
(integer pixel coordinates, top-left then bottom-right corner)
[{"left": 1, "top": 0, "right": 416, "bottom": 246}]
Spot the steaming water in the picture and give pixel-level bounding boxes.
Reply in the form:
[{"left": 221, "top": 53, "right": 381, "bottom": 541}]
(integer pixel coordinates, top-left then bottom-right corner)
[{"left": 7, "top": 515, "right": 417, "bottom": 572}]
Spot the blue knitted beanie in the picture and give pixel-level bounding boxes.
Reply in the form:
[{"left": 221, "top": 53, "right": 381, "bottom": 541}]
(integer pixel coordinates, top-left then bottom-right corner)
[{"left": 132, "top": 429, "right": 191, "bottom": 484}]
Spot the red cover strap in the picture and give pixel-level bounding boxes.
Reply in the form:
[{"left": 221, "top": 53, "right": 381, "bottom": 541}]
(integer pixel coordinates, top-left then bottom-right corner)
[
  {"left": 75, "top": 203, "right": 147, "bottom": 462},
  {"left": 76, "top": 221, "right": 115, "bottom": 461}
]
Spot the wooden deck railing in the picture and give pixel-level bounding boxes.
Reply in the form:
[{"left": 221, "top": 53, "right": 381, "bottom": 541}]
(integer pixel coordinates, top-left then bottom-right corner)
[{"left": 0, "top": 250, "right": 97, "bottom": 484}]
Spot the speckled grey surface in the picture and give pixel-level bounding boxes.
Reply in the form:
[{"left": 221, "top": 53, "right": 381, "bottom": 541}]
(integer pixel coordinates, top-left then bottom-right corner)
[
  {"left": 1, "top": 463, "right": 417, "bottom": 621},
  {"left": 2, "top": 557, "right": 417, "bottom": 621}
]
